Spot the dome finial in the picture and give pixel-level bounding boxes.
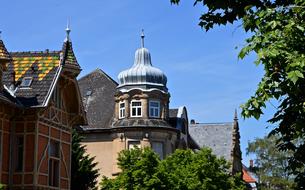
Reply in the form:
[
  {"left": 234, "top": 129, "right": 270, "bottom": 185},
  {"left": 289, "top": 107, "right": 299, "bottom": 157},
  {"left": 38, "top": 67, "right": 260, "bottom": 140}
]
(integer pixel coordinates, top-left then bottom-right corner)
[
  {"left": 141, "top": 29, "right": 145, "bottom": 48},
  {"left": 65, "top": 19, "right": 71, "bottom": 42}
]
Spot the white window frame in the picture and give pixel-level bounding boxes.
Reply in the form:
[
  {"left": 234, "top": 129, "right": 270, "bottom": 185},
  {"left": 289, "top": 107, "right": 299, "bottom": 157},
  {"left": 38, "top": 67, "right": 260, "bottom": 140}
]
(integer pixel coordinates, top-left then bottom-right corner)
[
  {"left": 130, "top": 100, "right": 142, "bottom": 117},
  {"left": 128, "top": 140, "right": 141, "bottom": 150},
  {"left": 119, "top": 101, "right": 126, "bottom": 119},
  {"left": 149, "top": 100, "right": 160, "bottom": 118}
]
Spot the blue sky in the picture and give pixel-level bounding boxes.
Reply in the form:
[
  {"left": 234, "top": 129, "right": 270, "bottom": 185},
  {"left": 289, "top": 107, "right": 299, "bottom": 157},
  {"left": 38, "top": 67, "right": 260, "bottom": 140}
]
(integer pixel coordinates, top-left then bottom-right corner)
[{"left": 1, "top": 0, "right": 276, "bottom": 164}]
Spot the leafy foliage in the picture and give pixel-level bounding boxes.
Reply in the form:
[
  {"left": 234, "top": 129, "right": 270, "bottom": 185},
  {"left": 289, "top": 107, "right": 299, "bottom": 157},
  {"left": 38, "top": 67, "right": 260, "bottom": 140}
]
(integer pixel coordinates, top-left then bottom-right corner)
[
  {"left": 247, "top": 135, "right": 296, "bottom": 189},
  {"left": 0, "top": 184, "right": 5, "bottom": 190},
  {"left": 100, "top": 147, "right": 245, "bottom": 190},
  {"left": 171, "top": 0, "right": 305, "bottom": 188},
  {"left": 71, "top": 129, "right": 99, "bottom": 190}
]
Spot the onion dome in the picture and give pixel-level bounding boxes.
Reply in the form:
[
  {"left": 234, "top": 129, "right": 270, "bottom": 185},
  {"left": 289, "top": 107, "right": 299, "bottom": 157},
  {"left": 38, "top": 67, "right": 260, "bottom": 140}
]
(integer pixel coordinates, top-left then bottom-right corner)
[{"left": 118, "top": 31, "right": 167, "bottom": 91}]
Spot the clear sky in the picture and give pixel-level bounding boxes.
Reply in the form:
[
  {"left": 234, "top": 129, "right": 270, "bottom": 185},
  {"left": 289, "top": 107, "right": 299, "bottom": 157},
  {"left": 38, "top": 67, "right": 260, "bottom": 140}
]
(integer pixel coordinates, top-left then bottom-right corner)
[{"left": 1, "top": 0, "right": 275, "bottom": 165}]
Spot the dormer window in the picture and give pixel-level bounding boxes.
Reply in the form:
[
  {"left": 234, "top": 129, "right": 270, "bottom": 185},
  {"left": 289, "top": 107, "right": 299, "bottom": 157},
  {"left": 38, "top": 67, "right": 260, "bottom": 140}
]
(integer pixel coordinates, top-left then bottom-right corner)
[
  {"left": 149, "top": 100, "right": 160, "bottom": 118},
  {"left": 130, "top": 100, "right": 142, "bottom": 117},
  {"left": 119, "top": 102, "right": 125, "bottom": 119},
  {"left": 20, "top": 77, "right": 33, "bottom": 88}
]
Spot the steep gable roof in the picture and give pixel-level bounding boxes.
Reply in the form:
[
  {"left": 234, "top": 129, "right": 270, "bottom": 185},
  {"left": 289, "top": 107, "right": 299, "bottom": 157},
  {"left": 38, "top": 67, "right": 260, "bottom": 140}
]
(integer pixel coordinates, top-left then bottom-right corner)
[
  {"left": 78, "top": 68, "right": 118, "bottom": 129},
  {"left": 2, "top": 51, "right": 61, "bottom": 107},
  {"left": 1, "top": 38, "right": 80, "bottom": 107}
]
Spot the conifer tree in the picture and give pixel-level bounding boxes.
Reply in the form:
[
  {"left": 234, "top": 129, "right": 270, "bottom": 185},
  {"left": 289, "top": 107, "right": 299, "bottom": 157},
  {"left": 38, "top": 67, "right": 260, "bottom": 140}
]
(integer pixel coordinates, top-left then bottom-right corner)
[{"left": 71, "top": 129, "right": 99, "bottom": 190}]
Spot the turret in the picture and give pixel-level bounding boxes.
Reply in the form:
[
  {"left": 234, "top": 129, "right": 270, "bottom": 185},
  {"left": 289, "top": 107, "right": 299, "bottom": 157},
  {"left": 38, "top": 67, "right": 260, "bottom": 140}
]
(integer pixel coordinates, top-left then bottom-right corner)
[{"left": 0, "top": 32, "right": 12, "bottom": 90}]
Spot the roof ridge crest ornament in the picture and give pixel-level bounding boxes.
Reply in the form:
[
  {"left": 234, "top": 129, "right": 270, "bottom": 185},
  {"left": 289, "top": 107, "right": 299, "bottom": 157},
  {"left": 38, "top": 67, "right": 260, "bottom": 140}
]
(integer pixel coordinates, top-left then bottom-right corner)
[
  {"left": 141, "top": 29, "right": 145, "bottom": 48},
  {"left": 65, "top": 19, "right": 71, "bottom": 42}
]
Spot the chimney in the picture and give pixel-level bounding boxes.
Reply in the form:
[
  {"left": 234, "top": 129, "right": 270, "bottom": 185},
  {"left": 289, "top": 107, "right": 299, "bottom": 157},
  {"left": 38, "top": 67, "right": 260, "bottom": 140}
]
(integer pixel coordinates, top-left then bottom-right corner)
[
  {"left": 190, "top": 119, "right": 195, "bottom": 124},
  {"left": 249, "top": 159, "right": 254, "bottom": 168}
]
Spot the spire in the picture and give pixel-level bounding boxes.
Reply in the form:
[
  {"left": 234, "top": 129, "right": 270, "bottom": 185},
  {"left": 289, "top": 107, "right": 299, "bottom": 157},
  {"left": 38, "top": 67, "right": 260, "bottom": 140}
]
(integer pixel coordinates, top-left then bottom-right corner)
[
  {"left": 141, "top": 29, "right": 145, "bottom": 48},
  {"left": 65, "top": 19, "right": 71, "bottom": 42}
]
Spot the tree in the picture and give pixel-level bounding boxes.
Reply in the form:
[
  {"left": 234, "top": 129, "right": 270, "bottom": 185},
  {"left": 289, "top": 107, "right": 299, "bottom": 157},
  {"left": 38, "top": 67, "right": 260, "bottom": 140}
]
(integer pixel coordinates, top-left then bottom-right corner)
[
  {"left": 100, "top": 147, "right": 245, "bottom": 190},
  {"left": 247, "top": 135, "right": 296, "bottom": 189},
  {"left": 71, "top": 129, "right": 99, "bottom": 190},
  {"left": 170, "top": 0, "right": 305, "bottom": 188}
]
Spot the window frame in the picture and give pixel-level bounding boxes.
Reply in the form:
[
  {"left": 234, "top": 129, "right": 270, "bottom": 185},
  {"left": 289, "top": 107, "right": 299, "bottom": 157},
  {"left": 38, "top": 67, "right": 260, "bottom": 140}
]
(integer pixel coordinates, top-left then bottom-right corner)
[
  {"left": 149, "top": 100, "right": 160, "bottom": 118},
  {"left": 119, "top": 101, "right": 126, "bottom": 119},
  {"left": 20, "top": 77, "right": 33, "bottom": 88},
  {"left": 151, "top": 141, "right": 164, "bottom": 159},
  {"left": 128, "top": 140, "right": 141, "bottom": 150},
  {"left": 49, "top": 140, "right": 60, "bottom": 187},
  {"left": 130, "top": 100, "right": 142, "bottom": 117}
]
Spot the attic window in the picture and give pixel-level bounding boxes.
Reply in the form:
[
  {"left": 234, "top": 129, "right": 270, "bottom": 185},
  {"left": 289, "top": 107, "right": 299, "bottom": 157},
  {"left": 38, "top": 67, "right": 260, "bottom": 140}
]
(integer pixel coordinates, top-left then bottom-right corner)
[
  {"left": 20, "top": 77, "right": 33, "bottom": 87},
  {"left": 86, "top": 90, "right": 92, "bottom": 96}
]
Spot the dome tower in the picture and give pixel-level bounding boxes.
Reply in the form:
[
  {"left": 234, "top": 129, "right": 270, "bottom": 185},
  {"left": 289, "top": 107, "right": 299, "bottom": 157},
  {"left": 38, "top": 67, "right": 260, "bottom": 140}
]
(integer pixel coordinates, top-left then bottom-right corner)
[{"left": 113, "top": 31, "right": 170, "bottom": 124}]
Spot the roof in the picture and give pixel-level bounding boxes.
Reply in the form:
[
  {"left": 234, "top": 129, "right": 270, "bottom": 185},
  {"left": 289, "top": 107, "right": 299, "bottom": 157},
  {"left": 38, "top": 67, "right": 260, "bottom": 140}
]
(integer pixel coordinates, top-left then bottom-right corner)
[
  {"left": 78, "top": 68, "right": 118, "bottom": 129},
  {"left": 112, "top": 118, "right": 172, "bottom": 128},
  {"left": 189, "top": 122, "right": 235, "bottom": 161},
  {"left": 242, "top": 167, "right": 256, "bottom": 183},
  {"left": 2, "top": 51, "right": 61, "bottom": 107},
  {"left": 0, "top": 39, "right": 11, "bottom": 61},
  {"left": 1, "top": 37, "right": 80, "bottom": 108}
]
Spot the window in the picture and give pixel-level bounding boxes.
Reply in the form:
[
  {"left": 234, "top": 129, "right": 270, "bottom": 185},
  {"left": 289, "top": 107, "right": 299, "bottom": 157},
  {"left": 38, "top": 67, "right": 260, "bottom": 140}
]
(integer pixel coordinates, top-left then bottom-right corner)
[
  {"left": 149, "top": 101, "right": 160, "bottom": 118},
  {"left": 86, "top": 90, "right": 92, "bottom": 96},
  {"left": 49, "top": 140, "right": 60, "bottom": 187},
  {"left": 15, "top": 136, "right": 24, "bottom": 171},
  {"left": 20, "top": 77, "right": 33, "bottom": 87},
  {"left": 152, "top": 142, "right": 164, "bottom": 159},
  {"left": 119, "top": 102, "right": 125, "bottom": 119},
  {"left": 128, "top": 141, "right": 141, "bottom": 150},
  {"left": 130, "top": 100, "right": 142, "bottom": 117}
]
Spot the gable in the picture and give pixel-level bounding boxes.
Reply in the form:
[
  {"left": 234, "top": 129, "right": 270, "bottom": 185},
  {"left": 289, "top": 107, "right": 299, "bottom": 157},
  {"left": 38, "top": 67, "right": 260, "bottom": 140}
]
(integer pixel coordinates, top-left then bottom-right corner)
[{"left": 78, "top": 69, "right": 117, "bottom": 129}]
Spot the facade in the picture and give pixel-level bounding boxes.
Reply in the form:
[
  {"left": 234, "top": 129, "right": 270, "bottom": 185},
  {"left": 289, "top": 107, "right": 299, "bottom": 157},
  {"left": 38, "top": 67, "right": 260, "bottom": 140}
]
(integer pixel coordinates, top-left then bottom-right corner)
[
  {"left": 0, "top": 29, "right": 85, "bottom": 189},
  {"left": 79, "top": 33, "right": 198, "bottom": 180}
]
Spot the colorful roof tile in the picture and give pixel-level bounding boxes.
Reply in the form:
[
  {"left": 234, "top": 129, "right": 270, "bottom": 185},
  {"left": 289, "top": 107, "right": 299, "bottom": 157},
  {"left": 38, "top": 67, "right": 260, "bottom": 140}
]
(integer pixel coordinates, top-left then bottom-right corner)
[{"left": 0, "top": 39, "right": 11, "bottom": 61}]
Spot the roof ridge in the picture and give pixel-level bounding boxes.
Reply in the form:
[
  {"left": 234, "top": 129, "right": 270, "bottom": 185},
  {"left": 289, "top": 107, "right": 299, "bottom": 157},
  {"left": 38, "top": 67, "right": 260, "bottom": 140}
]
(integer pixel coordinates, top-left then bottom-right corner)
[
  {"left": 10, "top": 50, "right": 61, "bottom": 56},
  {"left": 78, "top": 68, "right": 118, "bottom": 85}
]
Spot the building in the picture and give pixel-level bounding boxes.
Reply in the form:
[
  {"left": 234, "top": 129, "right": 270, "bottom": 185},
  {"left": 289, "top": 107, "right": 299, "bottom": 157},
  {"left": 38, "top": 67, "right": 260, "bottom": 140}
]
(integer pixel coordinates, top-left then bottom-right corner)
[
  {"left": 79, "top": 32, "right": 198, "bottom": 180},
  {"left": 0, "top": 28, "right": 86, "bottom": 189},
  {"left": 188, "top": 111, "right": 243, "bottom": 175}
]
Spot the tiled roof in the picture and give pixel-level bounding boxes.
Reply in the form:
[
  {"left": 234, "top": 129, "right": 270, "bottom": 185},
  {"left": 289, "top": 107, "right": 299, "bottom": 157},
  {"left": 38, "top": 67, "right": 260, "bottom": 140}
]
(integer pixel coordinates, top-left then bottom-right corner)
[
  {"left": 2, "top": 51, "right": 61, "bottom": 107},
  {"left": 0, "top": 39, "right": 11, "bottom": 61},
  {"left": 243, "top": 168, "right": 256, "bottom": 183},
  {"left": 189, "top": 122, "right": 235, "bottom": 161},
  {"left": 62, "top": 41, "right": 80, "bottom": 70},
  {"left": 78, "top": 69, "right": 118, "bottom": 129},
  {"left": 1, "top": 39, "right": 79, "bottom": 108}
]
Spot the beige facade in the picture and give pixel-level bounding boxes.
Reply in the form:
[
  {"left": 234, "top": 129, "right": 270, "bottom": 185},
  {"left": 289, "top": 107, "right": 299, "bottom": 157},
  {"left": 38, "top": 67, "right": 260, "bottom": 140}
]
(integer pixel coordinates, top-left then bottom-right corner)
[{"left": 82, "top": 127, "right": 178, "bottom": 181}]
